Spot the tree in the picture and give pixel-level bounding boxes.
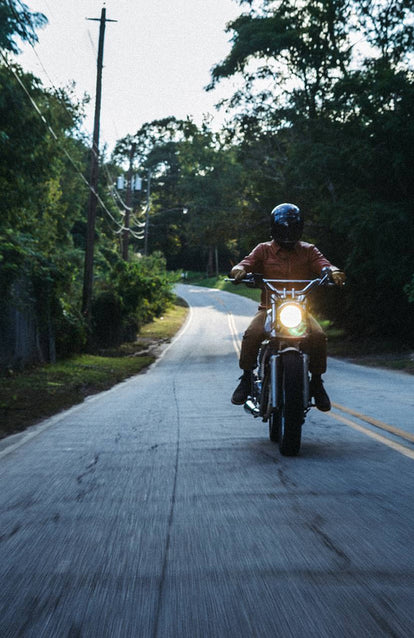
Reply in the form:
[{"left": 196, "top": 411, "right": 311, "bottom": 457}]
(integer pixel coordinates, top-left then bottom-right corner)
[
  {"left": 208, "top": 0, "right": 414, "bottom": 342},
  {"left": 209, "top": 0, "right": 352, "bottom": 120},
  {"left": 0, "top": 0, "right": 47, "bottom": 53},
  {"left": 112, "top": 118, "right": 244, "bottom": 273},
  {"left": 176, "top": 124, "right": 243, "bottom": 273},
  {"left": 0, "top": 57, "right": 94, "bottom": 363}
]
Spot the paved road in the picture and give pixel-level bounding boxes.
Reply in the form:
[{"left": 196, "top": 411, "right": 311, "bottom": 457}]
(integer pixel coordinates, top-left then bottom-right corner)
[{"left": 0, "top": 284, "right": 413, "bottom": 637}]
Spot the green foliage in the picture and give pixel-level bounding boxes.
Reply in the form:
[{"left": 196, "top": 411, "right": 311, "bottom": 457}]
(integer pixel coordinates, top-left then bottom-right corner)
[
  {"left": 0, "top": 0, "right": 47, "bottom": 53},
  {"left": 405, "top": 276, "right": 414, "bottom": 304},
  {"left": 0, "top": 229, "right": 26, "bottom": 297},
  {"left": 206, "top": 0, "right": 414, "bottom": 345},
  {"left": 91, "top": 252, "right": 177, "bottom": 347},
  {"left": 54, "top": 300, "right": 87, "bottom": 358},
  {"left": 0, "top": 57, "right": 90, "bottom": 362},
  {"left": 91, "top": 290, "right": 123, "bottom": 348},
  {"left": 0, "top": 7, "right": 183, "bottom": 368},
  {"left": 112, "top": 118, "right": 244, "bottom": 273}
]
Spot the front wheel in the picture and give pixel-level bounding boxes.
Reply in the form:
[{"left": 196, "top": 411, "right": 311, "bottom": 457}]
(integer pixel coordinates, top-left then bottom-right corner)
[
  {"left": 269, "top": 409, "right": 281, "bottom": 442},
  {"left": 279, "top": 351, "right": 305, "bottom": 456},
  {"left": 261, "top": 368, "right": 281, "bottom": 443}
]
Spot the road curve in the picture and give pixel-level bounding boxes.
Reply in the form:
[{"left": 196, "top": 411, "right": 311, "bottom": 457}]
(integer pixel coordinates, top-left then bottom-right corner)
[{"left": 0, "top": 283, "right": 413, "bottom": 637}]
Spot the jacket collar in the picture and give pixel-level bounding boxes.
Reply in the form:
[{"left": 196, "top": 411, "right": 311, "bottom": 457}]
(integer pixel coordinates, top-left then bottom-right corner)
[{"left": 272, "top": 240, "right": 300, "bottom": 255}]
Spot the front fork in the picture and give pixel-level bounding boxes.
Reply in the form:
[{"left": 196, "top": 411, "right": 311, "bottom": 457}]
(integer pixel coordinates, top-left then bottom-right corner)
[
  {"left": 247, "top": 349, "right": 310, "bottom": 419},
  {"left": 270, "top": 354, "right": 279, "bottom": 409},
  {"left": 302, "top": 353, "right": 310, "bottom": 410}
]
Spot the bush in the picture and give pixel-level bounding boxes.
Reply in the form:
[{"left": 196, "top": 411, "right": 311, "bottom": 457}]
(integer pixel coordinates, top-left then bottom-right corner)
[
  {"left": 55, "top": 302, "right": 87, "bottom": 356},
  {"left": 405, "top": 275, "right": 414, "bottom": 304},
  {"left": 90, "top": 252, "right": 177, "bottom": 348},
  {"left": 91, "top": 289, "right": 123, "bottom": 348}
]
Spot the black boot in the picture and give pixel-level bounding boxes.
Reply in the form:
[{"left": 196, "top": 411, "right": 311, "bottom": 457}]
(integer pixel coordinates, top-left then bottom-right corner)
[
  {"left": 310, "top": 375, "right": 331, "bottom": 412},
  {"left": 231, "top": 370, "right": 252, "bottom": 405}
]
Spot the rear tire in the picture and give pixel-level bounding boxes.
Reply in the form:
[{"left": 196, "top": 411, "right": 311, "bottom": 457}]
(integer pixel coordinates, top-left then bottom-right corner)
[{"left": 279, "top": 351, "right": 305, "bottom": 456}]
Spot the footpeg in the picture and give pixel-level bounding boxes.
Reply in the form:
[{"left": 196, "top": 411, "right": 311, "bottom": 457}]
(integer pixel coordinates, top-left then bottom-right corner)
[{"left": 244, "top": 399, "right": 261, "bottom": 417}]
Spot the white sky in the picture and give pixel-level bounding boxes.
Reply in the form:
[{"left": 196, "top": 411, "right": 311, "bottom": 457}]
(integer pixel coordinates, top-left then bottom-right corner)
[{"left": 15, "top": 0, "right": 241, "bottom": 153}]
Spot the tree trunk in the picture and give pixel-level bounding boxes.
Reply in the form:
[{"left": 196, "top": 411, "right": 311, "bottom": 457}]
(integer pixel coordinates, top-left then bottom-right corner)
[{"left": 206, "top": 246, "right": 214, "bottom": 276}]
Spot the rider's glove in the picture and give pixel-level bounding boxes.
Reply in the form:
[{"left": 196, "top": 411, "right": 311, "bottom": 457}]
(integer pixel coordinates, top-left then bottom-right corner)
[
  {"left": 330, "top": 268, "right": 346, "bottom": 286},
  {"left": 230, "top": 266, "right": 247, "bottom": 283}
]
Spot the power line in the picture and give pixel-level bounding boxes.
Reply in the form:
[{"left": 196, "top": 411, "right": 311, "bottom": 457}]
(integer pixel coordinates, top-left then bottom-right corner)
[
  {"left": 8, "top": 1, "right": 129, "bottom": 226},
  {"left": 0, "top": 50, "right": 125, "bottom": 235},
  {"left": 2, "top": 8, "right": 146, "bottom": 245}
]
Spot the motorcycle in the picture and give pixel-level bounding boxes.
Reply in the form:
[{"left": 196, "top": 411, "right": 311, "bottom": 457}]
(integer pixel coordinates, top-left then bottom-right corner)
[{"left": 229, "top": 270, "right": 333, "bottom": 456}]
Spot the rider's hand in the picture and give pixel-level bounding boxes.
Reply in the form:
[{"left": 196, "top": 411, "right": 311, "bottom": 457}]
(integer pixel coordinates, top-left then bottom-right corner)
[
  {"left": 330, "top": 269, "right": 346, "bottom": 286},
  {"left": 231, "top": 266, "right": 247, "bottom": 283}
]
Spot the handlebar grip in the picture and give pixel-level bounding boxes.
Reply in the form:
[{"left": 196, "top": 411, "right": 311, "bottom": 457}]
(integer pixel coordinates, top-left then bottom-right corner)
[{"left": 226, "top": 273, "right": 263, "bottom": 288}]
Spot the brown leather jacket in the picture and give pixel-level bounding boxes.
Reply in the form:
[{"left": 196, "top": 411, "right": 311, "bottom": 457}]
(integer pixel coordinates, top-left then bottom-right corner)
[{"left": 236, "top": 240, "right": 336, "bottom": 308}]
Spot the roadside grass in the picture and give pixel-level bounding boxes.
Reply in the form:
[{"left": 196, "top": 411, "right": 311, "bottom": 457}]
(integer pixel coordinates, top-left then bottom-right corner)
[
  {"left": 326, "top": 331, "right": 414, "bottom": 373},
  {"left": 185, "top": 273, "right": 414, "bottom": 374},
  {"left": 0, "top": 299, "right": 188, "bottom": 439},
  {"left": 140, "top": 297, "right": 189, "bottom": 339}
]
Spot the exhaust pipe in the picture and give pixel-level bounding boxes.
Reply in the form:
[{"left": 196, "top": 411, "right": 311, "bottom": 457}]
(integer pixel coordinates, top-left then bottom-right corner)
[{"left": 244, "top": 399, "right": 261, "bottom": 417}]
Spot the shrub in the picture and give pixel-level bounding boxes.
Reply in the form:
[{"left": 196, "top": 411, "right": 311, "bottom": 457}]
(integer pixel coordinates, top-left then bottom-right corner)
[
  {"left": 90, "top": 252, "right": 177, "bottom": 348},
  {"left": 91, "top": 289, "right": 123, "bottom": 348},
  {"left": 55, "top": 301, "right": 87, "bottom": 356}
]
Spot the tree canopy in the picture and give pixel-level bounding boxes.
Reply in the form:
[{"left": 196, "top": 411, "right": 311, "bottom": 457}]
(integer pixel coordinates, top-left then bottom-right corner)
[{"left": 205, "top": 0, "right": 414, "bottom": 341}]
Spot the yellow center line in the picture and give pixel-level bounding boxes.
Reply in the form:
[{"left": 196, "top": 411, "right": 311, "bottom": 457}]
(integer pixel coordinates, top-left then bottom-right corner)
[
  {"left": 332, "top": 402, "right": 414, "bottom": 443},
  {"left": 327, "top": 411, "right": 414, "bottom": 460}
]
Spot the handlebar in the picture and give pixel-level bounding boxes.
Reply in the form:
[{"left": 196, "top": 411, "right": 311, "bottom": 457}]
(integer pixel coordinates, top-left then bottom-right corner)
[{"left": 225, "top": 273, "right": 333, "bottom": 297}]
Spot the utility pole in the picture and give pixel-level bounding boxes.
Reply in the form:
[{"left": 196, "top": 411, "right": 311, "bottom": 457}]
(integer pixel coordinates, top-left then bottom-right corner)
[
  {"left": 144, "top": 169, "right": 151, "bottom": 256},
  {"left": 82, "top": 7, "right": 117, "bottom": 319},
  {"left": 122, "top": 143, "right": 136, "bottom": 261}
]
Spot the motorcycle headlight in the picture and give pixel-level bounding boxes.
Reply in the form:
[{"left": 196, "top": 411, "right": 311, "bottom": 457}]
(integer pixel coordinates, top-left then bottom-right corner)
[{"left": 279, "top": 303, "right": 303, "bottom": 329}]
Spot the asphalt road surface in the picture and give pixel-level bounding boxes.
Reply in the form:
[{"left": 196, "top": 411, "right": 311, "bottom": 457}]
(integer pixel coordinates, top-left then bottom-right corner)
[{"left": 0, "top": 284, "right": 413, "bottom": 637}]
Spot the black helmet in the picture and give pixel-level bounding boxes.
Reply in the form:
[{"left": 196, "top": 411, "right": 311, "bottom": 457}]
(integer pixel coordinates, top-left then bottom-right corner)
[{"left": 270, "top": 203, "right": 304, "bottom": 248}]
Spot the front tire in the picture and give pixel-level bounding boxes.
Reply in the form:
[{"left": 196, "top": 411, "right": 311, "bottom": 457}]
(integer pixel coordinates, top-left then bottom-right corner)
[
  {"left": 279, "top": 351, "right": 305, "bottom": 456},
  {"left": 269, "top": 409, "right": 281, "bottom": 442},
  {"left": 261, "top": 368, "right": 281, "bottom": 443}
]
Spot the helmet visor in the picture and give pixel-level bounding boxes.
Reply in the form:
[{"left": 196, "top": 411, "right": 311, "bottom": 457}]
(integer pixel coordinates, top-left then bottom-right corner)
[{"left": 272, "top": 219, "right": 303, "bottom": 244}]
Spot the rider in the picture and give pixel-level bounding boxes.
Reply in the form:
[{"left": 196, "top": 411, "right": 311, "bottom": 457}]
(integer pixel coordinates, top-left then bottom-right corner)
[{"left": 230, "top": 203, "right": 346, "bottom": 411}]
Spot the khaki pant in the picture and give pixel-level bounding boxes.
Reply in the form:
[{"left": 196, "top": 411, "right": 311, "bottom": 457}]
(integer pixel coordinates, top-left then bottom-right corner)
[{"left": 239, "top": 309, "right": 327, "bottom": 375}]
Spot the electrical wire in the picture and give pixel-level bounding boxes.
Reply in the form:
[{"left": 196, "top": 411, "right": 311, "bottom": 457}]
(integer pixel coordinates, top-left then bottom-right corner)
[
  {"left": 7, "top": 1, "right": 135, "bottom": 233},
  {"left": 0, "top": 50, "right": 127, "bottom": 235},
  {"left": 3, "top": 4, "right": 147, "bottom": 241}
]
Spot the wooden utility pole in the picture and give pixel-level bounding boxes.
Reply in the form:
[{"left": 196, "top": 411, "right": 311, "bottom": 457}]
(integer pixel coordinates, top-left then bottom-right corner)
[
  {"left": 82, "top": 7, "right": 116, "bottom": 319},
  {"left": 144, "top": 169, "right": 151, "bottom": 256},
  {"left": 122, "top": 143, "right": 136, "bottom": 261}
]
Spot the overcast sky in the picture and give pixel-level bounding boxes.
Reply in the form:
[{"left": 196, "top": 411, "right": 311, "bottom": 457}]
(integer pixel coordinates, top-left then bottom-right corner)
[{"left": 15, "top": 0, "right": 241, "bottom": 153}]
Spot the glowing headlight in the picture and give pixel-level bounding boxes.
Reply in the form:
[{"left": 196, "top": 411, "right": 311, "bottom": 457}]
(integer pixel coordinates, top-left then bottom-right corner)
[{"left": 279, "top": 303, "right": 303, "bottom": 329}]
